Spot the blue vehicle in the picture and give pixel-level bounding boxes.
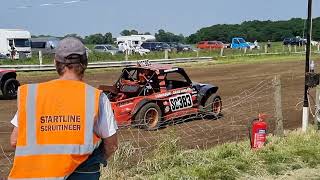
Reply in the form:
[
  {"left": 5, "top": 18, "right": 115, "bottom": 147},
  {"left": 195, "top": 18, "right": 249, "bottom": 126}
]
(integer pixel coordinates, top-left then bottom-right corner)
[{"left": 230, "top": 37, "right": 250, "bottom": 49}]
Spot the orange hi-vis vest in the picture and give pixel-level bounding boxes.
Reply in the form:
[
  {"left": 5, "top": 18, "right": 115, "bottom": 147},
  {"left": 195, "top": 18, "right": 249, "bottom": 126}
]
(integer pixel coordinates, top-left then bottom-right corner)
[{"left": 9, "top": 80, "right": 101, "bottom": 180}]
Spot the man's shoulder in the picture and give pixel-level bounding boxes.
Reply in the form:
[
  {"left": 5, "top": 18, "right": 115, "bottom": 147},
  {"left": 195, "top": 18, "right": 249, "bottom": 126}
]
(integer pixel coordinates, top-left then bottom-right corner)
[{"left": 99, "top": 92, "right": 109, "bottom": 103}]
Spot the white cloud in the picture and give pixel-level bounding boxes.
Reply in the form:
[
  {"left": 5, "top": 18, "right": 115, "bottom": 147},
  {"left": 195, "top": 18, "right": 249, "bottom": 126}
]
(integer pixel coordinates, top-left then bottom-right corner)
[{"left": 63, "top": 0, "right": 81, "bottom": 4}]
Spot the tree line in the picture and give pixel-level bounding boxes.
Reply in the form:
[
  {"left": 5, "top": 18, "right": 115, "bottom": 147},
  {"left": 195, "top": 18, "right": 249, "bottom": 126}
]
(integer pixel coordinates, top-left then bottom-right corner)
[
  {"left": 32, "top": 17, "right": 320, "bottom": 44},
  {"left": 187, "top": 17, "right": 320, "bottom": 43}
]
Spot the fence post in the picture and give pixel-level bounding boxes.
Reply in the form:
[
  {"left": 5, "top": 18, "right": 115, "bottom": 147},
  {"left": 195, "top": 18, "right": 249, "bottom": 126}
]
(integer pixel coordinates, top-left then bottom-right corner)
[
  {"left": 294, "top": 45, "right": 297, "bottom": 53},
  {"left": 273, "top": 75, "right": 284, "bottom": 136},
  {"left": 38, "top": 51, "right": 42, "bottom": 66},
  {"left": 264, "top": 45, "right": 268, "bottom": 53},
  {"left": 196, "top": 50, "right": 199, "bottom": 57},
  {"left": 125, "top": 50, "right": 128, "bottom": 61},
  {"left": 304, "top": 45, "right": 307, "bottom": 52},
  {"left": 288, "top": 45, "right": 292, "bottom": 53},
  {"left": 317, "top": 44, "right": 320, "bottom": 52},
  {"left": 315, "top": 86, "right": 320, "bottom": 129},
  {"left": 220, "top": 48, "right": 224, "bottom": 57},
  {"left": 164, "top": 50, "right": 169, "bottom": 59},
  {"left": 244, "top": 47, "right": 247, "bottom": 54}
]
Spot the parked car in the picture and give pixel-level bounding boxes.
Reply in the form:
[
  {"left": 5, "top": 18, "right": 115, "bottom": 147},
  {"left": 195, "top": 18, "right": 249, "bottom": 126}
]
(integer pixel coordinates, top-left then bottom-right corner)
[
  {"left": 311, "top": 40, "right": 319, "bottom": 46},
  {"left": 247, "top": 42, "right": 260, "bottom": 49},
  {"left": 167, "top": 42, "right": 193, "bottom": 52},
  {"left": 230, "top": 38, "right": 250, "bottom": 49},
  {"left": 133, "top": 46, "right": 151, "bottom": 56},
  {"left": 98, "top": 60, "right": 222, "bottom": 130},
  {"left": 196, "top": 41, "right": 224, "bottom": 49},
  {"left": 221, "top": 41, "right": 230, "bottom": 48},
  {"left": 31, "top": 37, "right": 60, "bottom": 55},
  {"left": 0, "top": 53, "right": 8, "bottom": 59},
  {"left": 93, "top": 44, "right": 120, "bottom": 55},
  {"left": 283, "top": 37, "right": 306, "bottom": 46},
  {"left": 140, "top": 42, "right": 171, "bottom": 51}
]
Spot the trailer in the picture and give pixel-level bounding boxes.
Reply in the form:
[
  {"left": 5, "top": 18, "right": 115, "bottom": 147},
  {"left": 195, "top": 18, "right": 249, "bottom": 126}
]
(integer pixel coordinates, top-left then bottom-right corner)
[{"left": 0, "top": 29, "right": 32, "bottom": 59}]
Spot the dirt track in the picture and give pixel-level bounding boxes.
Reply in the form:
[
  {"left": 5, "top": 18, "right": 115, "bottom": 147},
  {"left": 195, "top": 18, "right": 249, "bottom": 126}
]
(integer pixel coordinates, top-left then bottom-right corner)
[{"left": 0, "top": 59, "right": 315, "bottom": 176}]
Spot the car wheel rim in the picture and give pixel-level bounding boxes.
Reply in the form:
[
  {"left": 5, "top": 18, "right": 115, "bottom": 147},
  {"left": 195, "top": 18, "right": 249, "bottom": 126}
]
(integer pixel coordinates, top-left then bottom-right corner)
[
  {"left": 7, "top": 81, "right": 18, "bottom": 96},
  {"left": 213, "top": 99, "right": 222, "bottom": 115},
  {"left": 144, "top": 108, "right": 158, "bottom": 128}
]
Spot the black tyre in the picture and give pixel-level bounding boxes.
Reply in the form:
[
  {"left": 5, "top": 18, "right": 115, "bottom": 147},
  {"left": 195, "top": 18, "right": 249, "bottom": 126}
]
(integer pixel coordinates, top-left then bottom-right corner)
[
  {"left": 2, "top": 78, "right": 20, "bottom": 99},
  {"left": 204, "top": 94, "right": 222, "bottom": 118},
  {"left": 134, "top": 103, "right": 162, "bottom": 130}
]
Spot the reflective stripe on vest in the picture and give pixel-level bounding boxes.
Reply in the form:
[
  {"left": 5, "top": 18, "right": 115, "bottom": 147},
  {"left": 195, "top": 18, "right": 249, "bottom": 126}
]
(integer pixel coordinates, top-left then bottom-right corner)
[{"left": 9, "top": 82, "right": 101, "bottom": 180}]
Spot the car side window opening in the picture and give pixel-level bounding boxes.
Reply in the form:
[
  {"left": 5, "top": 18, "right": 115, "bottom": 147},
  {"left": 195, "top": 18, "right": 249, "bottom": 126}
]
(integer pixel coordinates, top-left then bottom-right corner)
[
  {"left": 118, "top": 68, "right": 160, "bottom": 96},
  {"left": 239, "top": 39, "right": 245, "bottom": 43},
  {"left": 165, "top": 71, "right": 190, "bottom": 90},
  {"left": 121, "top": 69, "right": 138, "bottom": 81}
]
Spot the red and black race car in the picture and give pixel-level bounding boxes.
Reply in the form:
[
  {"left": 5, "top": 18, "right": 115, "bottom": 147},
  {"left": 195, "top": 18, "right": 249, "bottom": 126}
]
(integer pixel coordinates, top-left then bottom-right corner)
[
  {"left": 99, "top": 61, "right": 222, "bottom": 130},
  {"left": 0, "top": 69, "right": 20, "bottom": 99}
]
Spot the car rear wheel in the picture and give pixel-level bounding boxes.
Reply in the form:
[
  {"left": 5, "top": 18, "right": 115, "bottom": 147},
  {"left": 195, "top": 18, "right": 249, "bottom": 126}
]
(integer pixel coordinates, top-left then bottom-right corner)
[
  {"left": 204, "top": 94, "right": 222, "bottom": 119},
  {"left": 2, "top": 78, "right": 20, "bottom": 99},
  {"left": 135, "top": 103, "right": 162, "bottom": 130}
]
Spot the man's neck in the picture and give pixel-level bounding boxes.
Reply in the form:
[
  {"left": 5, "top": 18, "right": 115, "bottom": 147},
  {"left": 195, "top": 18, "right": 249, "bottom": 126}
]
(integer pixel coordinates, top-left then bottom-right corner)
[{"left": 59, "top": 71, "right": 83, "bottom": 81}]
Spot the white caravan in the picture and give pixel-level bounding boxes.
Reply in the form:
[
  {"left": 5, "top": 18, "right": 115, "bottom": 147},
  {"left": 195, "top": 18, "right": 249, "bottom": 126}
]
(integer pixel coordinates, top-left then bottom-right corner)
[
  {"left": 116, "top": 35, "right": 156, "bottom": 48},
  {"left": 0, "top": 29, "right": 32, "bottom": 59}
]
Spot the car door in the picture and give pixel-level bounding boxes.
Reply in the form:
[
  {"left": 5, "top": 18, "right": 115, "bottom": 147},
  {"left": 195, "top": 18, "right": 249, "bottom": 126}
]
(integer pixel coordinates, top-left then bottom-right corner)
[
  {"left": 165, "top": 71, "right": 195, "bottom": 112},
  {"left": 232, "top": 39, "right": 240, "bottom": 48}
]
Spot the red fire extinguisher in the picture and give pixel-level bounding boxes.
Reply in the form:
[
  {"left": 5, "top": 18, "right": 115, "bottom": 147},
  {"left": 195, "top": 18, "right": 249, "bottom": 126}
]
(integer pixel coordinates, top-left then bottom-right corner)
[{"left": 249, "top": 113, "right": 268, "bottom": 149}]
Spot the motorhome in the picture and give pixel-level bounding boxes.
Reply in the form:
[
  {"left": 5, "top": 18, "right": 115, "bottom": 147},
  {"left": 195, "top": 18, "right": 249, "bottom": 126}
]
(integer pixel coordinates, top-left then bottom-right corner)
[
  {"left": 116, "top": 35, "right": 156, "bottom": 48},
  {"left": 0, "top": 29, "right": 32, "bottom": 59}
]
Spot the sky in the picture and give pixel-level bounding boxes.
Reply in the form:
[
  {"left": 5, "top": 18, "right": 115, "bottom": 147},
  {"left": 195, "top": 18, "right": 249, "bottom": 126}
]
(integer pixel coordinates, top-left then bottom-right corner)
[{"left": 0, "top": 0, "right": 319, "bottom": 37}]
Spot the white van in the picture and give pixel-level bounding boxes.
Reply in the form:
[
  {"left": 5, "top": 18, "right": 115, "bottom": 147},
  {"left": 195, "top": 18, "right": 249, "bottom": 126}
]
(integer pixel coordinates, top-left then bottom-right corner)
[{"left": 0, "top": 29, "right": 32, "bottom": 59}]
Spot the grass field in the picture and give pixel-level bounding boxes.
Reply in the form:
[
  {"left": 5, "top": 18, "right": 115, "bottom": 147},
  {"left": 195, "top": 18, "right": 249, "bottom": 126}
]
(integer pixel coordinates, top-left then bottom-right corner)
[
  {"left": 102, "top": 129, "right": 320, "bottom": 180},
  {"left": 0, "top": 42, "right": 319, "bottom": 65}
]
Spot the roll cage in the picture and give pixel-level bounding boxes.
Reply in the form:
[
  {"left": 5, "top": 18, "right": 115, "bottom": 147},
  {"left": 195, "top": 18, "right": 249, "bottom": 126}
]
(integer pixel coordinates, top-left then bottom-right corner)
[
  {"left": 116, "top": 67, "right": 160, "bottom": 96},
  {"left": 116, "top": 67, "right": 193, "bottom": 96}
]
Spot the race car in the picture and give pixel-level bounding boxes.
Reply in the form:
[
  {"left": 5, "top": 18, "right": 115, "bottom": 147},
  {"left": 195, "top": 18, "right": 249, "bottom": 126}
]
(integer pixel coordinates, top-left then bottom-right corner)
[
  {"left": 0, "top": 69, "right": 20, "bottom": 99},
  {"left": 99, "top": 60, "right": 222, "bottom": 130}
]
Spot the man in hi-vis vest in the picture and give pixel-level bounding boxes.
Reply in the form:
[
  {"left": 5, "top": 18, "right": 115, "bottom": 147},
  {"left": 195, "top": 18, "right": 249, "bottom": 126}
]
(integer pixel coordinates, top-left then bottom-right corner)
[{"left": 8, "top": 37, "right": 118, "bottom": 180}]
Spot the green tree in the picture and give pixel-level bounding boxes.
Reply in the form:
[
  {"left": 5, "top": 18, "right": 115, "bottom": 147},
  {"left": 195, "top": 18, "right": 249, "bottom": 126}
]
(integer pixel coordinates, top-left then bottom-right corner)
[
  {"left": 120, "top": 29, "right": 131, "bottom": 36},
  {"left": 130, "top": 30, "right": 139, "bottom": 35},
  {"left": 155, "top": 29, "right": 185, "bottom": 42},
  {"left": 104, "top": 32, "right": 113, "bottom": 44},
  {"left": 64, "top": 34, "right": 84, "bottom": 42},
  {"left": 84, "top": 33, "right": 104, "bottom": 44},
  {"left": 120, "top": 29, "right": 140, "bottom": 36},
  {"left": 186, "top": 17, "right": 320, "bottom": 43}
]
